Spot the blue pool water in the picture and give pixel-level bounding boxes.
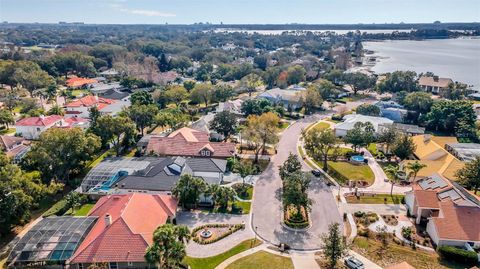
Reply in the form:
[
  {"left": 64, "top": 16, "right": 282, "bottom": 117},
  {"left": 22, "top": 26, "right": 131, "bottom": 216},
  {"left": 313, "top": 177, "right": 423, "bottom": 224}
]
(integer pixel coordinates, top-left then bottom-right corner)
[{"left": 351, "top": 155, "right": 365, "bottom": 162}]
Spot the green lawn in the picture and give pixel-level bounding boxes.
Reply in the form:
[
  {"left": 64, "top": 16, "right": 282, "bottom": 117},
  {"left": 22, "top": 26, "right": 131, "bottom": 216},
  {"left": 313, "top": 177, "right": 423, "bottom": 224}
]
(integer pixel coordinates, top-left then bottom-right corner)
[
  {"left": 279, "top": 122, "right": 290, "bottom": 130},
  {"left": 310, "top": 121, "right": 330, "bottom": 131},
  {"left": 232, "top": 184, "right": 253, "bottom": 200},
  {"left": 327, "top": 161, "right": 375, "bottom": 185},
  {"left": 327, "top": 147, "right": 353, "bottom": 156},
  {"left": 225, "top": 250, "right": 294, "bottom": 269},
  {"left": 203, "top": 200, "right": 251, "bottom": 215},
  {"left": 0, "top": 128, "right": 15, "bottom": 135},
  {"left": 184, "top": 239, "right": 262, "bottom": 269},
  {"left": 65, "top": 203, "right": 95, "bottom": 216},
  {"left": 367, "top": 143, "right": 378, "bottom": 156},
  {"left": 379, "top": 162, "right": 399, "bottom": 180},
  {"left": 69, "top": 89, "right": 89, "bottom": 97},
  {"left": 346, "top": 194, "right": 405, "bottom": 204}
]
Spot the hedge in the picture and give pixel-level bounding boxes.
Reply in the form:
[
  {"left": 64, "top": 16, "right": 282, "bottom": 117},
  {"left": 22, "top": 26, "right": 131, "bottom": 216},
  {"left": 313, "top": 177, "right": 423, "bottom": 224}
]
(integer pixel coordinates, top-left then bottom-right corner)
[{"left": 437, "top": 246, "right": 478, "bottom": 266}]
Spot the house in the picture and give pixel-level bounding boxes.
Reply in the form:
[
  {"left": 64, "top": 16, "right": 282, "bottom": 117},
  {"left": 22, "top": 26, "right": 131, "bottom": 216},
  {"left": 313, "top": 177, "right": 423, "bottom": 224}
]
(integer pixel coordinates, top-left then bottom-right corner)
[
  {"left": 405, "top": 174, "right": 480, "bottom": 247},
  {"left": 374, "top": 101, "right": 408, "bottom": 122},
  {"left": 7, "top": 216, "right": 97, "bottom": 268},
  {"left": 80, "top": 156, "right": 227, "bottom": 195},
  {"left": 99, "top": 68, "right": 120, "bottom": 78},
  {"left": 0, "top": 135, "right": 29, "bottom": 161},
  {"left": 402, "top": 135, "right": 464, "bottom": 181},
  {"left": 15, "top": 115, "right": 64, "bottom": 139},
  {"left": 473, "top": 104, "right": 480, "bottom": 120},
  {"left": 89, "top": 82, "right": 123, "bottom": 96},
  {"left": 445, "top": 143, "right": 480, "bottom": 162},
  {"left": 190, "top": 113, "right": 224, "bottom": 141},
  {"left": 216, "top": 99, "right": 244, "bottom": 115},
  {"left": 257, "top": 87, "right": 305, "bottom": 110},
  {"left": 68, "top": 193, "right": 177, "bottom": 269},
  {"left": 64, "top": 95, "right": 117, "bottom": 118},
  {"left": 66, "top": 77, "right": 98, "bottom": 88},
  {"left": 146, "top": 127, "right": 235, "bottom": 159},
  {"left": 333, "top": 114, "right": 393, "bottom": 137},
  {"left": 418, "top": 76, "right": 453, "bottom": 94},
  {"left": 378, "top": 123, "right": 425, "bottom": 136}
]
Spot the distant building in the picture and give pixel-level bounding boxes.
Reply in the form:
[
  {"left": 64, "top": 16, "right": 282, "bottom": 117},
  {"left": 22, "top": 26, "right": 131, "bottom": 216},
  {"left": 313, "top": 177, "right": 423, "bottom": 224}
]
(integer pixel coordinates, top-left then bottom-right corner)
[
  {"left": 146, "top": 127, "right": 235, "bottom": 159},
  {"left": 89, "top": 82, "right": 123, "bottom": 95},
  {"left": 374, "top": 101, "right": 408, "bottom": 122},
  {"left": 0, "top": 135, "right": 29, "bottom": 161},
  {"left": 445, "top": 143, "right": 480, "bottom": 162},
  {"left": 333, "top": 114, "right": 393, "bottom": 137},
  {"left": 15, "top": 115, "right": 64, "bottom": 139},
  {"left": 418, "top": 76, "right": 453, "bottom": 94},
  {"left": 66, "top": 77, "right": 98, "bottom": 88},
  {"left": 378, "top": 123, "right": 425, "bottom": 136},
  {"left": 64, "top": 95, "right": 122, "bottom": 118},
  {"left": 217, "top": 99, "right": 244, "bottom": 115},
  {"left": 68, "top": 193, "right": 177, "bottom": 269},
  {"left": 257, "top": 87, "right": 305, "bottom": 110}
]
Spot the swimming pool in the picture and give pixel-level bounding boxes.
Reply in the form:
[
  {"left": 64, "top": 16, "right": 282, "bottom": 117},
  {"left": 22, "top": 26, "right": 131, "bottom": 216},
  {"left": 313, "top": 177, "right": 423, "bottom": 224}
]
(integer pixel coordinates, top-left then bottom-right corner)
[{"left": 351, "top": 155, "right": 365, "bottom": 162}]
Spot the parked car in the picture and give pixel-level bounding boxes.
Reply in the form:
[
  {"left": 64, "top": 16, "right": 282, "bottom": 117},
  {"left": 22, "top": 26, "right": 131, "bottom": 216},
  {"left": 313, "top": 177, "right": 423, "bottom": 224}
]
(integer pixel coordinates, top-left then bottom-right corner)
[
  {"left": 311, "top": 169, "right": 321, "bottom": 177},
  {"left": 344, "top": 256, "right": 364, "bottom": 269}
]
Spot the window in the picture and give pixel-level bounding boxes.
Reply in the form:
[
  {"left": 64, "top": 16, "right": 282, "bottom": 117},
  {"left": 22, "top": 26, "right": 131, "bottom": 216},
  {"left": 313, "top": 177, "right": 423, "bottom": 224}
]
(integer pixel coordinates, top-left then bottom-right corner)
[
  {"left": 128, "top": 262, "right": 133, "bottom": 266},
  {"left": 201, "top": 150, "right": 211, "bottom": 156},
  {"left": 109, "top": 262, "right": 118, "bottom": 269},
  {"left": 36, "top": 127, "right": 41, "bottom": 132},
  {"left": 78, "top": 264, "right": 83, "bottom": 269}
]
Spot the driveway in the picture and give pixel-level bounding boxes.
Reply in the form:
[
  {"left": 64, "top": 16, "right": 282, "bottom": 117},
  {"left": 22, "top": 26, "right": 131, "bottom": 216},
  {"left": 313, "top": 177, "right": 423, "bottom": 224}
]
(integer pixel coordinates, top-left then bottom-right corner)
[
  {"left": 177, "top": 211, "right": 254, "bottom": 258},
  {"left": 251, "top": 114, "right": 343, "bottom": 250}
]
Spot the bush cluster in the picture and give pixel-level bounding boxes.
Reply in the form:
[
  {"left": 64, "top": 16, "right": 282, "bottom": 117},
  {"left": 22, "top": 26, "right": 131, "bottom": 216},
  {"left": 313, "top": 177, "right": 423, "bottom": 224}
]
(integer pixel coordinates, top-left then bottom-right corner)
[
  {"left": 437, "top": 246, "right": 478, "bottom": 266},
  {"left": 191, "top": 224, "right": 244, "bottom": 244}
]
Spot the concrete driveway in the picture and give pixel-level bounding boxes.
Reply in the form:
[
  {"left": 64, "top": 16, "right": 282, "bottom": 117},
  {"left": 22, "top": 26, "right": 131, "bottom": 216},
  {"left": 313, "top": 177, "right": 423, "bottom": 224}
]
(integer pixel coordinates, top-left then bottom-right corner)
[{"left": 251, "top": 114, "right": 343, "bottom": 250}]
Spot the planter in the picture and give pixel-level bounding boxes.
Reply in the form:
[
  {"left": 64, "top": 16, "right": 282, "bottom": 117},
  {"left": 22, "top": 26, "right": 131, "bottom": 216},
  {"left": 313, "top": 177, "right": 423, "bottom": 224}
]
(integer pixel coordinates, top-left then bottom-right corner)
[
  {"left": 191, "top": 223, "right": 244, "bottom": 244},
  {"left": 284, "top": 206, "right": 310, "bottom": 229}
]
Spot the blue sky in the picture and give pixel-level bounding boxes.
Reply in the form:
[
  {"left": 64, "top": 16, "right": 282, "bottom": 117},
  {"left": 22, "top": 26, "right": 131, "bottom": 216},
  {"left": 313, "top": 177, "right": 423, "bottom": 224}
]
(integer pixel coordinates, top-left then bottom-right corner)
[{"left": 0, "top": 0, "right": 479, "bottom": 24}]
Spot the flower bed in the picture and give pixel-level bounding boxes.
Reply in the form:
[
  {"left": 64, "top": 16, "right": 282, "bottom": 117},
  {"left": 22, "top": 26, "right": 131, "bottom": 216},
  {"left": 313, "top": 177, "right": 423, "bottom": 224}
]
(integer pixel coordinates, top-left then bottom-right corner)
[
  {"left": 284, "top": 206, "right": 309, "bottom": 229},
  {"left": 192, "top": 224, "right": 244, "bottom": 244}
]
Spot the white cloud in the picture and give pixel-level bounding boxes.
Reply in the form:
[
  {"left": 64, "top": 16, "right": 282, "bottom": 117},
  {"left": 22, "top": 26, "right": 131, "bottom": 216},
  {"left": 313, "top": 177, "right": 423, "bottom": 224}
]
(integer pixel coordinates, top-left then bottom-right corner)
[{"left": 109, "top": 2, "right": 176, "bottom": 17}]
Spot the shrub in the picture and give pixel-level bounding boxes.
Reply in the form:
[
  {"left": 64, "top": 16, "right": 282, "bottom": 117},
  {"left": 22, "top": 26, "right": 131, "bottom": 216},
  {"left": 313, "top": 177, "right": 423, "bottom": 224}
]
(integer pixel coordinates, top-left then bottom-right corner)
[
  {"left": 437, "top": 246, "right": 478, "bottom": 266},
  {"left": 191, "top": 224, "right": 244, "bottom": 244},
  {"left": 354, "top": 211, "right": 366, "bottom": 218},
  {"left": 358, "top": 228, "right": 370, "bottom": 237},
  {"left": 401, "top": 227, "right": 413, "bottom": 240}
]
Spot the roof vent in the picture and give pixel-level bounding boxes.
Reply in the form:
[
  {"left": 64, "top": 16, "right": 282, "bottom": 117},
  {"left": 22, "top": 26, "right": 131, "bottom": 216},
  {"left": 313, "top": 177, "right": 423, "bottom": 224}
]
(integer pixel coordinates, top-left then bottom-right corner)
[{"left": 105, "top": 214, "right": 112, "bottom": 227}]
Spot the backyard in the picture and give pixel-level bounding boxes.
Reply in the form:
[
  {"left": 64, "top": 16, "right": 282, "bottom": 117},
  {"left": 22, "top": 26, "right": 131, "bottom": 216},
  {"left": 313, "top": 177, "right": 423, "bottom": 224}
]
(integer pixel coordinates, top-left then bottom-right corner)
[
  {"left": 326, "top": 161, "right": 375, "bottom": 186},
  {"left": 184, "top": 239, "right": 261, "bottom": 269}
]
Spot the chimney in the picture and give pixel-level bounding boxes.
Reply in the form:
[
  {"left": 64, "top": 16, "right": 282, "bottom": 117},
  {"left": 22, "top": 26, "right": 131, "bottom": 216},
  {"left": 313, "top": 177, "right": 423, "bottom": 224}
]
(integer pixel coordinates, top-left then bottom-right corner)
[
  {"left": 433, "top": 76, "right": 439, "bottom": 82},
  {"left": 94, "top": 95, "right": 99, "bottom": 102},
  {"left": 424, "top": 134, "right": 432, "bottom": 142},
  {"left": 39, "top": 114, "right": 45, "bottom": 120},
  {"left": 105, "top": 214, "right": 112, "bottom": 227}
]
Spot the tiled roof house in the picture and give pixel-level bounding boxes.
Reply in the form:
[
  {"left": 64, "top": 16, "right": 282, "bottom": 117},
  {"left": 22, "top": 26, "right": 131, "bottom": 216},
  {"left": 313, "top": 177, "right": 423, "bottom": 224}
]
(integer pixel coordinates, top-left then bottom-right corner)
[
  {"left": 15, "top": 115, "right": 64, "bottom": 140},
  {"left": 65, "top": 96, "right": 117, "bottom": 118},
  {"left": 146, "top": 127, "right": 235, "bottom": 159},
  {"left": 68, "top": 193, "right": 177, "bottom": 268}
]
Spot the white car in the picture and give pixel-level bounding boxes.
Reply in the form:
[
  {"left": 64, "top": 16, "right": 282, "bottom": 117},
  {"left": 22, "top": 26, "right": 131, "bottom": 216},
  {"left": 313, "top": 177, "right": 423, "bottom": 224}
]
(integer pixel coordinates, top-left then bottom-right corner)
[{"left": 344, "top": 256, "right": 364, "bottom": 269}]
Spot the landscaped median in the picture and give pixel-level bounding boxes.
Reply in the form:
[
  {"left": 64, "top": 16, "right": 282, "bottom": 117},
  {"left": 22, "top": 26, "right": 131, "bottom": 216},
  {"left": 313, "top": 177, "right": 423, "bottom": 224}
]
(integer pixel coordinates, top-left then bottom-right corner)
[
  {"left": 192, "top": 224, "right": 245, "bottom": 244},
  {"left": 345, "top": 193, "right": 405, "bottom": 204},
  {"left": 184, "top": 239, "right": 262, "bottom": 269}
]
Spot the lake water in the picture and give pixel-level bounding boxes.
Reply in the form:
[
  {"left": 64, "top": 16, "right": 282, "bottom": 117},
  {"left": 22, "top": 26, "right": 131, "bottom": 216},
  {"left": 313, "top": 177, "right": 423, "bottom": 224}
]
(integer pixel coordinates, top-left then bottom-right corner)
[
  {"left": 363, "top": 38, "right": 480, "bottom": 88},
  {"left": 212, "top": 29, "right": 412, "bottom": 35}
]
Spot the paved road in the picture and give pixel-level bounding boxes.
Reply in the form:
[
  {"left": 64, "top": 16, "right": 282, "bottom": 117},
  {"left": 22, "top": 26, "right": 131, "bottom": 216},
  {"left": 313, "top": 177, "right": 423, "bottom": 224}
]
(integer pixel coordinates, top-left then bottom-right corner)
[{"left": 251, "top": 114, "right": 343, "bottom": 250}]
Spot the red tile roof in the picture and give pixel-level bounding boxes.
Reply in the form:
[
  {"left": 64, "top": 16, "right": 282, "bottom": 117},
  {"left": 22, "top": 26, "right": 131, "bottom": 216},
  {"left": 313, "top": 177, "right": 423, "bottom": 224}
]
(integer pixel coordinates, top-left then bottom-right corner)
[
  {"left": 146, "top": 127, "right": 235, "bottom": 158},
  {"left": 65, "top": 96, "right": 116, "bottom": 110},
  {"left": 66, "top": 77, "right": 98, "bottom": 88},
  {"left": 0, "top": 135, "right": 24, "bottom": 150},
  {"left": 431, "top": 200, "right": 480, "bottom": 242},
  {"left": 69, "top": 193, "right": 177, "bottom": 264},
  {"left": 414, "top": 190, "right": 440, "bottom": 209},
  {"left": 15, "top": 115, "right": 63, "bottom": 127}
]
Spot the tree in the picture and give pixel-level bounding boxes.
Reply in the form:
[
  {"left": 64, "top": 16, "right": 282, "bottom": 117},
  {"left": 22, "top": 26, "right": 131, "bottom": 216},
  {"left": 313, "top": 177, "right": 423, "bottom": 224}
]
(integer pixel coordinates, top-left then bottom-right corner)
[
  {"left": 130, "top": 91, "right": 154, "bottom": 106},
  {"left": 426, "top": 100, "right": 476, "bottom": 138},
  {"left": 13, "top": 62, "right": 55, "bottom": 97},
  {"left": 183, "top": 80, "right": 196, "bottom": 92},
  {"left": 0, "top": 153, "right": 62, "bottom": 236},
  {"left": 303, "top": 128, "right": 337, "bottom": 171},
  {"left": 92, "top": 116, "right": 136, "bottom": 156},
  {"left": 211, "top": 185, "right": 236, "bottom": 210},
  {"left": 88, "top": 106, "right": 101, "bottom": 129},
  {"left": 391, "top": 134, "right": 416, "bottom": 160},
  {"left": 356, "top": 103, "right": 380, "bottom": 116},
  {"left": 240, "top": 73, "right": 263, "bottom": 96},
  {"left": 456, "top": 157, "right": 480, "bottom": 194},
  {"left": 283, "top": 171, "right": 312, "bottom": 217},
  {"left": 403, "top": 92, "right": 433, "bottom": 114},
  {"left": 321, "top": 223, "right": 348, "bottom": 269},
  {"left": 240, "top": 99, "right": 272, "bottom": 116},
  {"left": 164, "top": 85, "right": 188, "bottom": 107},
  {"left": 213, "top": 85, "right": 234, "bottom": 102},
  {"left": 47, "top": 105, "right": 65, "bottom": 116},
  {"left": 377, "top": 71, "right": 419, "bottom": 93},
  {"left": 243, "top": 112, "right": 280, "bottom": 161},
  {"left": 155, "top": 109, "right": 189, "bottom": 131},
  {"left": 377, "top": 126, "right": 398, "bottom": 156},
  {"left": 127, "top": 104, "right": 159, "bottom": 137},
  {"left": 145, "top": 224, "right": 190, "bottom": 269},
  {"left": 158, "top": 53, "right": 170, "bottom": 72},
  {"left": 316, "top": 79, "right": 339, "bottom": 100},
  {"left": 343, "top": 122, "right": 375, "bottom": 151},
  {"left": 286, "top": 65, "right": 306, "bottom": 85},
  {"left": 235, "top": 162, "right": 254, "bottom": 186},
  {"left": 279, "top": 153, "right": 302, "bottom": 180},
  {"left": 22, "top": 128, "right": 101, "bottom": 183},
  {"left": 302, "top": 86, "right": 323, "bottom": 114},
  {"left": 343, "top": 72, "right": 374, "bottom": 95},
  {"left": 209, "top": 111, "right": 237, "bottom": 140},
  {"left": 406, "top": 161, "right": 427, "bottom": 182},
  {"left": 0, "top": 109, "right": 14, "bottom": 129},
  {"left": 384, "top": 165, "right": 403, "bottom": 196},
  {"left": 190, "top": 83, "right": 214, "bottom": 107},
  {"left": 172, "top": 174, "right": 207, "bottom": 209},
  {"left": 376, "top": 225, "right": 389, "bottom": 252},
  {"left": 65, "top": 192, "right": 81, "bottom": 214}
]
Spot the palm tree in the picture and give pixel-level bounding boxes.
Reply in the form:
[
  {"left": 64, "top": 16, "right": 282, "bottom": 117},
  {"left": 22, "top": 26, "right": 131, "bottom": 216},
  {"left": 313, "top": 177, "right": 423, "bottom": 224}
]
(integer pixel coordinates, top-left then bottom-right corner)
[
  {"left": 384, "top": 165, "right": 403, "bottom": 196},
  {"left": 171, "top": 174, "right": 207, "bottom": 209},
  {"left": 235, "top": 162, "right": 254, "bottom": 186},
  {"left": 145, "top": 224, "right": 191, "bottom": 269},
  {"left": 406, "top": 161, "right": 427, "bottom": 182}
]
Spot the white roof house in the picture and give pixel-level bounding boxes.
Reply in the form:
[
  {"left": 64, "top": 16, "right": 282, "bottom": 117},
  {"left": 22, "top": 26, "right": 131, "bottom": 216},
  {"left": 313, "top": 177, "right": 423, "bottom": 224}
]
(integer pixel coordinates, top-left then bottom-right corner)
[
  {"left": 257, "top": 88, "right": 306, "bottom": 109},
  {"left": 334, "top": 114, "right": 393, "bottom": 137}
]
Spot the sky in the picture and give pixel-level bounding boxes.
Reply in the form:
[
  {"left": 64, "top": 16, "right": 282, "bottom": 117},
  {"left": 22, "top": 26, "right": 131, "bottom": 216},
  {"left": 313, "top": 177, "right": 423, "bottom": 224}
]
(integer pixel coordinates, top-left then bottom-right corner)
[{"left": 0, "top": 0, "right": 479, "bottom": 25}]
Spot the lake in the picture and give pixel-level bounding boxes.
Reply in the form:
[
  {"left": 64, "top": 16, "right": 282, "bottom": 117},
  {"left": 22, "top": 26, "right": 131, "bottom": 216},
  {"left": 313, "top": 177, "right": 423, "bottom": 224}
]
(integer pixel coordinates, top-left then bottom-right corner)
[
  {"left": 212, "top": 29, "right": 412, "bottom": 35},
  {"left": 363, "top": 38, "right": 480, "bottom": 89}
]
